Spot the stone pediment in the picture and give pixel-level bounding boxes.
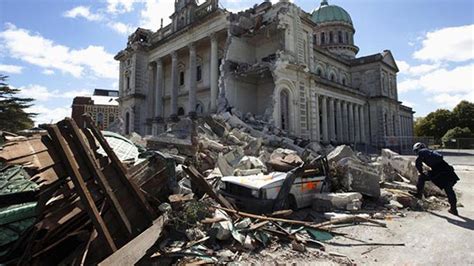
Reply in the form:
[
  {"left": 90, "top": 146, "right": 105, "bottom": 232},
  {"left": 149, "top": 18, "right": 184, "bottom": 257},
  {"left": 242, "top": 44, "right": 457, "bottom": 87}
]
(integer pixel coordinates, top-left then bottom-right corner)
[{"left": 382, "top": 50, "right": 399, "bottom": 72}]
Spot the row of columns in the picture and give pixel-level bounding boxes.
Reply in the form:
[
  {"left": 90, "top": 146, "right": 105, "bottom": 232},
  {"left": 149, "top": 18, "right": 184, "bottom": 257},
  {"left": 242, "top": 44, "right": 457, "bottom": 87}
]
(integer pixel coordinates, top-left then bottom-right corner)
[
  {"left": 152, "top": 33, "right": 219, "bottom": 123},
  {"left": 314, "top": 94, "right": 367, "bottom": 144}
]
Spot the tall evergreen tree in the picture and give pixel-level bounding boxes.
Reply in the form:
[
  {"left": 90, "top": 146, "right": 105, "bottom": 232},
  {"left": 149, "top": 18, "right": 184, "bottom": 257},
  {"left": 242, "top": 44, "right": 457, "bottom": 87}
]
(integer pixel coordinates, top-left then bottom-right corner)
[{"left": 0, "top": 74, "right": 36, "bottom": 133}]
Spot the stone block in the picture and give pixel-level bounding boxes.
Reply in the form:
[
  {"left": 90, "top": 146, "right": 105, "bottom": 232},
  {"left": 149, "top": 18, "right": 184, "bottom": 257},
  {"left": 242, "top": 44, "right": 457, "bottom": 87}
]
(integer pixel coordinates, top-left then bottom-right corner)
[
  {"left": 312, "top": 192, "right": 363, "bottom": 211},
  {"left": 336, "top": 158, "right": 381, "bottom": 198},
  {"left": 327, "top": 145, "right": 355, "bottom": 165}
]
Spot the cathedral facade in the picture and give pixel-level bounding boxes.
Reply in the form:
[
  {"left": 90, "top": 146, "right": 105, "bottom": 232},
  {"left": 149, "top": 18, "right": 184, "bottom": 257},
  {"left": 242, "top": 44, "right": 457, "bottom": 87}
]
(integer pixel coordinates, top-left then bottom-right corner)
[{"left": 115, "top": 0, "right": 414, "bottom": 149}]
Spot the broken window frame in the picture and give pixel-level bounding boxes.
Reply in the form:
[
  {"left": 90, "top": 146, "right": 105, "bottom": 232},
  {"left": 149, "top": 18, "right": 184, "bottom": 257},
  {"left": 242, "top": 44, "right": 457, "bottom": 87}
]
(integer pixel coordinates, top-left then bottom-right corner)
[{"left": 280, "top": 90, "right": 290, "bottom": 132}]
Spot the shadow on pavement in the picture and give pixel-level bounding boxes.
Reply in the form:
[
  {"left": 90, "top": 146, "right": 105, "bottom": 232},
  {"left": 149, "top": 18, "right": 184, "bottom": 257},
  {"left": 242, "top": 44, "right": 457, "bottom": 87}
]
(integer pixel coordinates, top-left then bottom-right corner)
[{"left": 428, "top": 211, "right": 474, "bottom": 231}]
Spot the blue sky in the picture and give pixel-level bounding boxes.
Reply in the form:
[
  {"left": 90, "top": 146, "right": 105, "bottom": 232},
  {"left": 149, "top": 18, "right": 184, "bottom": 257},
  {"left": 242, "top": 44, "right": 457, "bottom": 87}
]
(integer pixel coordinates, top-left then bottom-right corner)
[{"left": 0, "top": 0, "right": 473, "bottom": 125}]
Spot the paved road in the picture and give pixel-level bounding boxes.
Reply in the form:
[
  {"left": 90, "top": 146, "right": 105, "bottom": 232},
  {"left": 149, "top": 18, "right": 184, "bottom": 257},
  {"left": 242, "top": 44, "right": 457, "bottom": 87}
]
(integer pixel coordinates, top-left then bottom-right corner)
[
  {"left": 438, "top": 149, "right": 474, "bottom": 166},
  {"left": 326, "top": 152, "right": 474, "bottom": 265}
]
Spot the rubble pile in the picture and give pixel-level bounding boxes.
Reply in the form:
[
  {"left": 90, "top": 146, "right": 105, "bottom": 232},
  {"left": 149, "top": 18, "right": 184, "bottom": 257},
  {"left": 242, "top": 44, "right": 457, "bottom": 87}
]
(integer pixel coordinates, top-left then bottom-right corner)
[{"left": 0, "top": 113, "right": 453, "bottom": 264}]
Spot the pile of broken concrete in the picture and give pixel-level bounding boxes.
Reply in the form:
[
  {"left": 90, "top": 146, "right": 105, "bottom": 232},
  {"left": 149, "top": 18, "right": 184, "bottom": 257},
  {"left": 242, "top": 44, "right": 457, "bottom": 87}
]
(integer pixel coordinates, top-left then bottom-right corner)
[{"left": 0, "top": 113, "right": 453, "bottom": 265}]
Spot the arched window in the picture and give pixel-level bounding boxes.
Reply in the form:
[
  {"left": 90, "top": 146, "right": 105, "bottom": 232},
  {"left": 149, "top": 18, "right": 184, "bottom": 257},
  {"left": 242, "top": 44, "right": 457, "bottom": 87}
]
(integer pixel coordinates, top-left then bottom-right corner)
[
  {"left": 125, "top": 112, "right": 130, "bottom": 135},
  {"left": 178, "top": 107, "right": 185, "bottom": 116},
  {"left": 330, "top": 73, "right": 336, "bottom": 82},
  {"left": 280, "top": 90, "right": 290, "bottom": 131},
  {"left": 381, "top": 74, "right": 387, "bottom": 93},
  {"left": 196, "top": 103, "right": 204, "bottom": 114},
  {"left": 179, "top": 71, "right": 185, "bottom": 86},
  {"left": 392, "top": 115, "right": 396, "bottom": 136},
  {"left": 345, "top": 32, "right": 349, "bottom": 44},
  {"left": 320, "top": 32, "right": 325, "bottom": 45},
  {"left": 97, "top": 113, "right": 104, "bottom": 129},
  {"left": 342, "top": 78, "right": 346, "bottom": 86},
  {"left": 196, "top": 65, "right": 202, "bottom": 82},
  {"left": 317, "top": 68, "right": 323, "bottom": 76},
  {"left": 329, "top": 32, "right": 334, "bottom": 43},
  {"left": 338, "top": 31, "right": 343, "bottom": 43}
]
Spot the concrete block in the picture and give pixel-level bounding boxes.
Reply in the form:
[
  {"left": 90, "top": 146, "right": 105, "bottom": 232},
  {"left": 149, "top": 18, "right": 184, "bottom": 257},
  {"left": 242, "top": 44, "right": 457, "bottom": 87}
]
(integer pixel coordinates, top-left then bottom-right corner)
[
  {"left": 336, "top": 158, "right": 381, "bottom": 198},
  {"left": 312, "top": 192, "right": 363, "bottom": 211},
  {"left": 328, "top": 145, "right": 355, "bottom": 165}
]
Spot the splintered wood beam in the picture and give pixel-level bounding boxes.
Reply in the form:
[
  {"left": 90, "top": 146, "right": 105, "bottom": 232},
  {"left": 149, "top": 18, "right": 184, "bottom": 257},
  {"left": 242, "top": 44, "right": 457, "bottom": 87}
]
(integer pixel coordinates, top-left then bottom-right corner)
[
  {"left": 98, "top": 215, "right": 168, "bottom": 266},
  {"left": 45, "top": 124, "right": 117, "bottom": 253},
  {"left": 182, "top": 165, "right": 235, "bottom": 210},
  {"left": 83, "top": 115, "right": 155, "bottom": 220},
  {"left": 63, "top": 118, "right": 133, "bottom": 236}
]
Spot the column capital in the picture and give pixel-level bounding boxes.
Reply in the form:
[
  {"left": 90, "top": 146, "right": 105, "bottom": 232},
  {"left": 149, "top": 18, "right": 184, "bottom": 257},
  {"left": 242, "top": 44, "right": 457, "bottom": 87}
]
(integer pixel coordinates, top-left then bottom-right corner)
[
  {"left": 210, "top": 32, "right": 218, "bottom": 42},
  {"left": 188, "top": 42, "right": 196, "bottom": 51},
  {"left": 171, "top": 51, "right": 178, "bottom": 60},
  {"left": 155, "top": 57, "right": 163, "bottom": 65}
]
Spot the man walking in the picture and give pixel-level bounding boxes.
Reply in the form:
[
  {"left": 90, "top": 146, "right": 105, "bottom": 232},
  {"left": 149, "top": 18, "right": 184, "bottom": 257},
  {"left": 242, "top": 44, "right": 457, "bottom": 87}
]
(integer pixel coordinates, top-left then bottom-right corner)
[{"left": 412, "top": 142, "right": 460, "bottom": 215}]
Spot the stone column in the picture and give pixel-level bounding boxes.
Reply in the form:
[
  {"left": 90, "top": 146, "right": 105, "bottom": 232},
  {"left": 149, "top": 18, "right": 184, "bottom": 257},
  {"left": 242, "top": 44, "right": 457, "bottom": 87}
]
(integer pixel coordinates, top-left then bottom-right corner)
[
  {"left": 188, "top": 43, "right": 197, "bottom": 117},
  {"left": 153, "top": 58, "right": 164, "bottom": 135},
  {"left": 335, "top": 100, "right": 342, "bottom": 143},
  {"left": 210, "top": 33, "right": 219, "bottom": 112},
  {"left": 155, "top": 58, "right": 164, "bottom": 119},
  {"left": 314, "top": 93, "right": 321, "bottom": 142},
  {"left": 321, "top": 95, "right": 329, "bottom": 143},
  {"left": 342, "top": 101, "right": 348, "bottom": 142},
  {"left": 170, "top": 51, "right": 178, "bottom": 120},
  {"left": 328, "top": 97, "right": 336, "bottom": 142},
  {"left": 354, "top": 104, "right": 361, "bottom": 142},
  {"left": 362, "top": 105, "right": 368, "bottom": 143},
  {"left": 348, "top": 102, "right": 354, "bottom": 142}
]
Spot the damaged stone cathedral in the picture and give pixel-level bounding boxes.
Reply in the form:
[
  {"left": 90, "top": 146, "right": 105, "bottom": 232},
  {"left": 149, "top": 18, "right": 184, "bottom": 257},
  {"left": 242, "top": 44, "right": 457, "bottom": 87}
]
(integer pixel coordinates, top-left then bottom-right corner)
[{"left": 115, "top": 0, "right": 414, "bottom": 149}]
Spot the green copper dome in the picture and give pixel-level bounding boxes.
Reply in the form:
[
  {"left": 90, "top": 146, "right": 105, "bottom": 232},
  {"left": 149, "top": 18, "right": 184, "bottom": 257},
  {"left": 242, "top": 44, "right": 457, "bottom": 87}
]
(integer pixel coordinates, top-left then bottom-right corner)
[{"left": 311, "top": 0, "right": 353, "bottom": 25}]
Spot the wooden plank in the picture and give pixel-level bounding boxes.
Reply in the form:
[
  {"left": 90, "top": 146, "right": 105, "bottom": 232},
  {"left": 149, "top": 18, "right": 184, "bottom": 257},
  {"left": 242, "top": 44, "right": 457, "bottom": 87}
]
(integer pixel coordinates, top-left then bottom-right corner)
[
  {"left": 7, "top": 149, "right": 60, "bottom": 171},
  {"left": 183, "top": 165, "right": 235, "bottom": 210},
  {"left": 45, "top": 124, "right": 117, "bottom": 252},
  {"left": 83, "top": 115, "right": 155, "bottom": 220},
  {"left": 63, "top": 118, "right": 133, "bottom": 236},
  {"left": 98, "top": 215, "right": 168, "bottom": 266},
  {"left": 0, "top": 137, "right": 48, "bottom": 161}
]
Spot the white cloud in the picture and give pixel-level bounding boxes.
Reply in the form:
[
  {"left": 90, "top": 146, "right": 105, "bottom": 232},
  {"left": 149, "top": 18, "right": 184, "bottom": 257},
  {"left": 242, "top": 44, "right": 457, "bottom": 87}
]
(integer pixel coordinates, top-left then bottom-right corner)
[
  {"left": 139, "top": 0, "right": 172, "bottom": 30},
  {"left": 107, "top": 0, "right": 138, "bottom": 14},
  {"left": 430, "top": 90, "right": 474, "bottom": 110},
  {"left": 107, "top": 22, "right": 135, "bottom": 35},
  {"left": 414, "top": 24, "right": 474, "bottom": 62},
  {"left": 63, "top": 6, "right": 103, "bottom": 21},
  {"left": 396, "top": 60, "right": 441, "bottom": 76},
  {"left": 396, "top": 60, "right": 410, "bottom": 73},
  {"left": 42, "top": 69, "right": 54, "bottom": 75},
  {"left": 398, "top": 64, "right": 473, "bottom": 94},
  {"left": 0, "top": 64, "right": 23, "bottom": 74},
  {"left": 0, "top": 23, "right": 118, "bottom": 79},
  {"left": 27, "top": 105, "right": 71, "bottom": 125},
  {"left": 16, "top": 84, "right": 90, "bottom": 102}
]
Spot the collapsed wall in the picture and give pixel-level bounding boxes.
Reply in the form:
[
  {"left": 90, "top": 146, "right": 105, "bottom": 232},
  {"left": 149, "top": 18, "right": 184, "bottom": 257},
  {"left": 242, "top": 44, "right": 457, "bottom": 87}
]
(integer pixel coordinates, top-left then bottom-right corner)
[{"left": 220, "top": 1, "right": 288, "bottom": 123}]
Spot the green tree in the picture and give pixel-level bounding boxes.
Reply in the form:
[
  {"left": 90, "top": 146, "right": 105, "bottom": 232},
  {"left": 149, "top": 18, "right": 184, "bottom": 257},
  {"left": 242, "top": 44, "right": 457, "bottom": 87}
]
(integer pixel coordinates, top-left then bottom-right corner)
[
  {"left": 0, "top": 74, "right": 36, "bottom": 133},
  {"left": 442, "top": 127, "right": 474, "bottom": 149},
  {"left": 414, "top": 108, "right": 455, "bottom": 143},
  {"left": 452, "top": 101, "right": 474, "bottom": 132}
]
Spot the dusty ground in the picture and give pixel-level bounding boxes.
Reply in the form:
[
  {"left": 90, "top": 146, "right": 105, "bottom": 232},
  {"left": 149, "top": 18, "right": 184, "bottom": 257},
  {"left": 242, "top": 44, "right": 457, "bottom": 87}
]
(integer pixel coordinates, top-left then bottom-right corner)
[
  {"left": 241, "top": 150, "right": 474, "bottom": 265},
  {"left": 324, "top": 151, "right": 474, "bottom": 265}
]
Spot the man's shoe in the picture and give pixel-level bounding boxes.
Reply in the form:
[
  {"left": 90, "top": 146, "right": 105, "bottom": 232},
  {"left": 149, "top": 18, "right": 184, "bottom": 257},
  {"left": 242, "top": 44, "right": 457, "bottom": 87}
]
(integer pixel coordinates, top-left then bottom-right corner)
[
  {"left": 448, "top": 208, "right": 459, "bottom": 216},
  {"left": 409, "top": 191, "right": 423, "bottom": 199}
]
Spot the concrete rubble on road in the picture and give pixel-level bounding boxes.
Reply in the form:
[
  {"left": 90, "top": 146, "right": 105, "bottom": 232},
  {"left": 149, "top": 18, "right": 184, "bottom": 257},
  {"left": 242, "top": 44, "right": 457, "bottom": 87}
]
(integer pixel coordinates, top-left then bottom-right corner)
[{"left": 0, "top": 111, "right": 454, "bottom": 265}]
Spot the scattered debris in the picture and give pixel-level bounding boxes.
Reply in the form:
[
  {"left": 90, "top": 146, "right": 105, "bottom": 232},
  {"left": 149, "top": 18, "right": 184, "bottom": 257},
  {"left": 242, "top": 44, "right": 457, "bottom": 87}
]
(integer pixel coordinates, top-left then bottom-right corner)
[{"left": 0, "top": 111, "right": 452, "bottom": 264}]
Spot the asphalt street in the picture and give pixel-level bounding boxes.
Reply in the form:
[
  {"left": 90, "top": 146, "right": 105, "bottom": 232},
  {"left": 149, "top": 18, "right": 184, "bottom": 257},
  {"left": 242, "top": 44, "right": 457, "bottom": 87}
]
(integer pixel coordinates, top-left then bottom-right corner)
[{"left": 326, "top": 150, "right": 474, "bottom": 265}]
